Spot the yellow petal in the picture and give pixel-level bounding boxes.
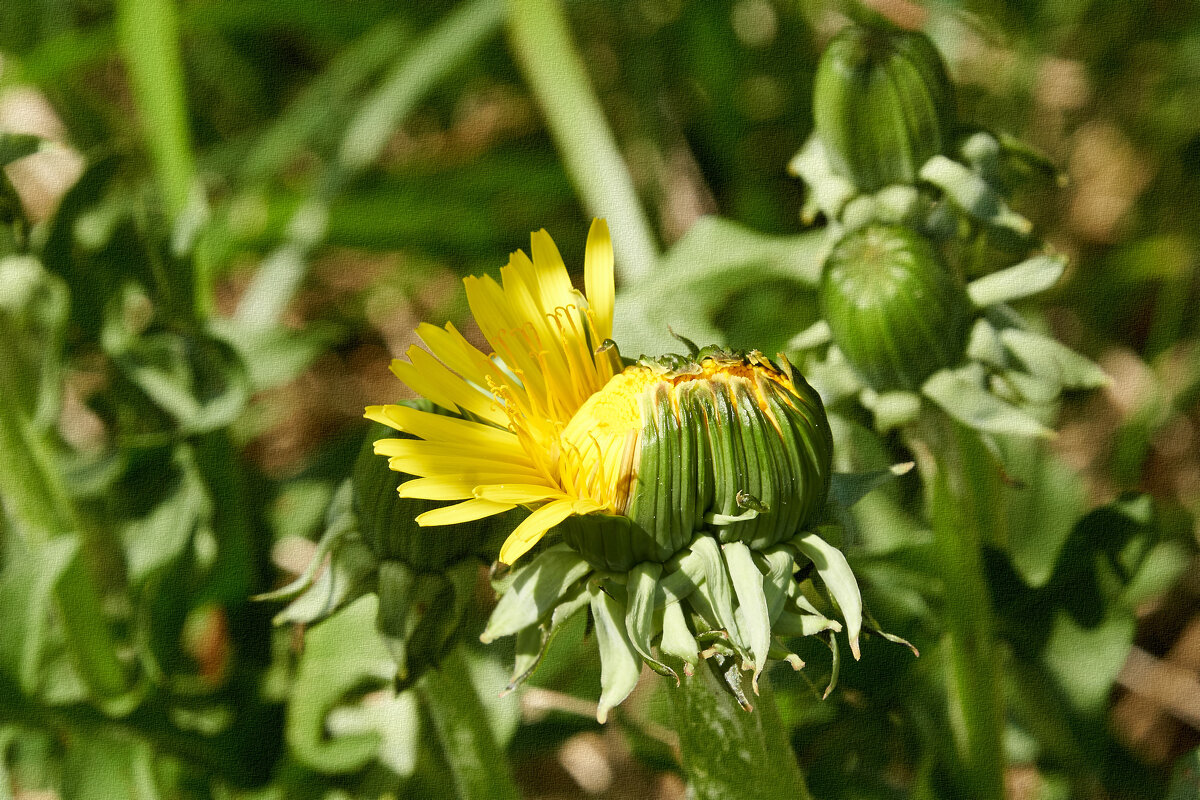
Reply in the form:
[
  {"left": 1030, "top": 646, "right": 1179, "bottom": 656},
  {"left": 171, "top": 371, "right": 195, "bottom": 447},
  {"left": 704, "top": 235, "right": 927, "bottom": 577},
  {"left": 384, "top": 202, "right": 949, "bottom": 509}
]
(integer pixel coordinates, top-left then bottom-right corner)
[
  {"left": 416, "top": 322, "right": 505, "bottom": 389},
  {"left": 374, "top": 437, "right": 535, "bottom": 468},
  {"left": 473, "top": 484, "right": 565, "bottom": 504},
  {"left": 584, "top": 218, "right": 614, "bottom": 342},
  {"left": 416, "top": 498, "right": 515, "bottom": 526},
  {"left": 393, "top": 346, "right": 508, "bottom": 426},
  {"left": 373, "top": 404, "right": 517, "bottom": 449},
  {"left": 387, "top": 453, "right": 542, "bottom": 480},
  {"left": 398, "top": 474, "right": 540, "bottom": 501},
  {"left": 498, "top": 499, "right": 576, "bottom": 565},
  {"left": 530, "top": 229, "right": 573, "bottom": 309}
]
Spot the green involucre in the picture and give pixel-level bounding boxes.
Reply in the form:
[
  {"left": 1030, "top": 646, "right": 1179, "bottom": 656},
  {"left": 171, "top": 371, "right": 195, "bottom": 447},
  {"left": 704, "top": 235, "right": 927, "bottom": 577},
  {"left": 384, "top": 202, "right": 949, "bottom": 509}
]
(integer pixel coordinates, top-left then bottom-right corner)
[
  {"left": 820, "top": 224, "right": 971, "bottom": 391},
  {"left": 813, "top": 23, "right": 955, "bottom": 191}
]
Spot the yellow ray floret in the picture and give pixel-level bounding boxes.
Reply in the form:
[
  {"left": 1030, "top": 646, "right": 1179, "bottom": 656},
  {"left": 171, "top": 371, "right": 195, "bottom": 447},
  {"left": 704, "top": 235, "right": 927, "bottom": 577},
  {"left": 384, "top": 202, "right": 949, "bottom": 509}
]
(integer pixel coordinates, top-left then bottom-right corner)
[{"left": 368, "top": 219, "right": 623, "bottom": 563}]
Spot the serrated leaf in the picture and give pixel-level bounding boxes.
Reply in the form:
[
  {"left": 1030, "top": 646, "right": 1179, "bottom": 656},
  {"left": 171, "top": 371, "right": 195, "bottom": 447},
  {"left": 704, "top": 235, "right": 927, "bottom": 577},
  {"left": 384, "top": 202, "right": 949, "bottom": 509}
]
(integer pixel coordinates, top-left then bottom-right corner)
[
  {"left": 967, "top": 254, "right": 1066, "bottom": 307},
  {"left": 110, "top": 329, "right": 250, "bottom": 435},
  {"left": 286, "top": 595, "right": 392, "bottom": 774}
]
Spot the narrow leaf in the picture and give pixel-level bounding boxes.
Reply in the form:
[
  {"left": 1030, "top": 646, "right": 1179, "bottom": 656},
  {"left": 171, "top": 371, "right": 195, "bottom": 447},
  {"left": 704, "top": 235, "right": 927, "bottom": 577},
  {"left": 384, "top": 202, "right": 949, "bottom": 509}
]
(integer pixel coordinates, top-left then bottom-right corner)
[
  {"left": 923, "top": 367, "right": 1054, "bottom": 439},
  {"left": 967, "top": 254, "right": 1066, "bottom": 308},
  {"left": 999, "top": 328, "right": 1109, "bottom": 389}
]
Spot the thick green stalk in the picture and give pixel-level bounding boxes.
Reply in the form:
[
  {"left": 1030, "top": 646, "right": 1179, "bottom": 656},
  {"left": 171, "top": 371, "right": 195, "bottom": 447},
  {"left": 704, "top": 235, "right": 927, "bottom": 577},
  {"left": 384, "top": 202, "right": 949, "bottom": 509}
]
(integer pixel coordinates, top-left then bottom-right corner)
[
  {"left": 115, "top": 0, "right": 196, "bottom": 220},
  {"left": 0, "top": 341, "right": 128, "bottom": 699},
  {"left": 507, "top": 0, "right": 659, "bottom": 283},
  {"left": 668, "top": 662, "right": 813, "bottom": 800},
  {"left": 419, "top": 647, "right": 520, "bottom": 800},
  {"left": 908, "top": 411, "right": 1006, "bottom": 800}
]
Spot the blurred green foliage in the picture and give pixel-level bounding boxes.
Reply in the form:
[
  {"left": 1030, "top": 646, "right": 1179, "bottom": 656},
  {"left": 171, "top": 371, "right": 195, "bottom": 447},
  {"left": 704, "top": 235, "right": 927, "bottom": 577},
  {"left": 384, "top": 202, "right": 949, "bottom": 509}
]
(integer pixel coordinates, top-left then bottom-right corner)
[{"left": 0, "top": 0, "right": 1198, "bottom": 799}]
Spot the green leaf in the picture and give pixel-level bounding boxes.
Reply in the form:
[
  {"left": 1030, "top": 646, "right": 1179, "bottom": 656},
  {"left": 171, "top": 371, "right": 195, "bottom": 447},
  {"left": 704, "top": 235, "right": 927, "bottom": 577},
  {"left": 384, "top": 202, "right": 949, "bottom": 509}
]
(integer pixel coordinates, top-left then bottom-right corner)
[
  {"left": 338, "top": 0, "right": 505, "bottom": 170},
  {"left": 210, "top": 317, "right": 342, "bottom": 391},
  {"left": 0, "top": 255, "right": 68, "bottom": 427},
  {"left": 922, "top": 367, "right": 1053, "bottom": 438},
  {"left": 919, "top": 155, "right": 1033, "bottom": 239},
  {"left": 625, "top": 562, "right": 675, "bottom": 679},
  {"left": 966, "top": 254, "right": 1066, "bottom": 308},
  {"left": 589, "top": 582, "right": 642, "bottom": 724},
  {"left": 828, "top": 462, "right": 913, "bottom": 514},
  {"left": 324, "top": 689, "right": 420, "bottom": 778},
  {"left": 998, "top": 328, "right": 1108, "bottom": 389},
  {"left": 376, "top": 559, "right": 478, "bottom": 689},
  {"left": 481, "top": 545, "right": 591, "bottom": 642},
  {"left": 686, "top": 535, "right": 751, "bottom": 662},
  {"left": 239, "top": 19, "right": 409, "bottom": 182},
  {"left": 1041, "top": 610, "right": 1135, "bottom": 716},
  {"left": 659, "top": 599, "right": 700, "bottom": 671},
  {"left": 792, "top": 527, "right": 862, "bottom": 659},
  {"left": 286, "top": 595, "right": 392, "bottom": 774},
  {"left": 0, "top": 536, "right": 80, "bottom": 695},
  {"left": 862, "top": 389, "right": 922, "bottom": 433},
  {"left": 109, "top": 329, "right": 250, "bottom": 435},
  {"left": 117, "top": 446, "right": 208, "bottom": 584},
  {"left": 0, "top": 133, "right": 43, "bottom": 167}
]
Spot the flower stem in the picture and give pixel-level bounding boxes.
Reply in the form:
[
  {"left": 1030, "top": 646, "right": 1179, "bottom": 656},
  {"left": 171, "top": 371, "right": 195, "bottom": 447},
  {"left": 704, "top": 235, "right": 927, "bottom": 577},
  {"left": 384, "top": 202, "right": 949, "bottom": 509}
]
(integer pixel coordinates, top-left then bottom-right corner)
[
  {"left": 419, "top": 647, "right": 521, "bottom": 800},
  {"left": 507, "top": 0, "right": 660, "bottom": 283},
  {"left": 115, "top": 0, "right": 195, "bottom": 221},
  {"left": 907, "top": 410, "right": 1006, "bottom": 800},
  {"left": 668, "top": 661, "right": 813, "bottom": 800}
]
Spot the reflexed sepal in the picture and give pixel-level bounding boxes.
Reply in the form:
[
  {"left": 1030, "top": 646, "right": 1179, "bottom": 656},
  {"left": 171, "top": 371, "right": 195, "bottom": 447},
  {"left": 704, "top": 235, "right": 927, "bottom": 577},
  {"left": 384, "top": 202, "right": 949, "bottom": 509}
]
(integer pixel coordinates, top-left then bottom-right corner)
[
  {"left": 813, "top": 23, "right": 955, "bottom": 192},
  {"left": 820, "top": 223, "right": 972, "bottom": 391},
  {"left": 483, "top": 520, "right": 907, "bottom": 718}
]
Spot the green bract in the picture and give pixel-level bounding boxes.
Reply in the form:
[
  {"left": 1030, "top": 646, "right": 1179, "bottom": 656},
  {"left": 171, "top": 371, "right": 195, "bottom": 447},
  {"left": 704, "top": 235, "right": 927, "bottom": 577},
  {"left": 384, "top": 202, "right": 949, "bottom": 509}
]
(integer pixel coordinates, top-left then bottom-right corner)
[
  {"left": 820, "top": 224, "right": 971, "bottom": 392},
  {"left": 813, "top": 23, "right": 954, "bottom": 192}
]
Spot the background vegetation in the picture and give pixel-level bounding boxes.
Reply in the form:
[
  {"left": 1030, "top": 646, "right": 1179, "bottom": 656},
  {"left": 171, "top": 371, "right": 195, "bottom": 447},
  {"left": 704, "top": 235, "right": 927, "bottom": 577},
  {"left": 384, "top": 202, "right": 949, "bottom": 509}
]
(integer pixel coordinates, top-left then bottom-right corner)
[{"left": 1, "top": 0, "right": 1199, "bottom": 798}]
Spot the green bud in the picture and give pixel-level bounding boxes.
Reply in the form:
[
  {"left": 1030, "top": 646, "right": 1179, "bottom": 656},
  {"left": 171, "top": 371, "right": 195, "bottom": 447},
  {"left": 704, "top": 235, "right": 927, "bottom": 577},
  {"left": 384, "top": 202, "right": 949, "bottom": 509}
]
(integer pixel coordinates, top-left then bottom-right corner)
[
  {"left": 820, "top": 224, "right": 971, "bottom": 391},
  {"left": 813, "top": 23, "right": 955, "bottom": 191}
]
